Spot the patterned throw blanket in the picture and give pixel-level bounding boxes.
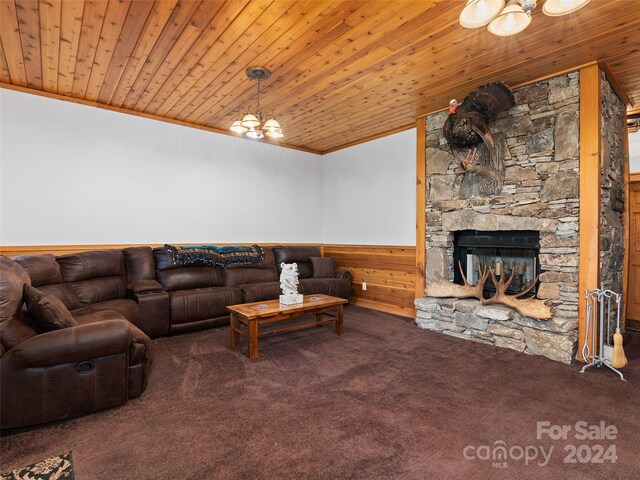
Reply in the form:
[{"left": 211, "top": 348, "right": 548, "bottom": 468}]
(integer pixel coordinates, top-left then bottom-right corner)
[{"left": 164, "top": 244, "right": 264, "bottom": 267}]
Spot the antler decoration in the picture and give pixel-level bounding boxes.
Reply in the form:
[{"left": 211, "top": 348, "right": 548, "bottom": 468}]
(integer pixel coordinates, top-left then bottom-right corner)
[
  {"left": 425, "top": 261, "right": 553, "bottom": 320},
  {"left": 426, "top": 261, "right": 488, "bottom": 299}
]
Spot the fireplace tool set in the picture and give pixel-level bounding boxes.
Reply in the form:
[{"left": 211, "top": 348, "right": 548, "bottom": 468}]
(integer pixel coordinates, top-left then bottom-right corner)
[{"left": 580, "top": 288, "right": 628, "bottom": 381}]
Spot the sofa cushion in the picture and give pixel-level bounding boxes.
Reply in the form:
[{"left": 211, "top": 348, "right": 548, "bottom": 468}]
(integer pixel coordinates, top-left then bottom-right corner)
[
  {"left": 24, "top": 285, "right": 77, "bottom": 332},
  {"left": 299, "top": 278, "right": 351, "bottom": 299},
  {"left": 225, "top": 267, "right": 277, "bottom": 287},
  {"left": 33, "top": 283, "right": 81, "bottom": 310},
  {"left": 123, "top": 246, "right": 156, "bottom": 281},
  {"left": 273, "top": 246, "right": 320, "bottom": 279},
  {"left": 311, "top": 257, "right": 335, "bottom": 278},
  {"left": 73, "top": 309, "right": 128, "bottom": 325},
  {"left": 13, "top": 254, "right": 63, "bottom": 286},
  {"left": 71, "top": 299, "right": 140, "bottom": 325},
  {"left": 239, "top": 282, "right": 281, "bottom": 303},
  {"left": 169, "top": 287, "right": 242, "bottom": 324},
  {"left": 57, "top": 250, "right": 126, "bottom": 282},
  {"left": 68, "top": 276, "right": 127, "bottom": 305},
  {"left": 157, "top": 267, "right": 224, "bottom": 291}
]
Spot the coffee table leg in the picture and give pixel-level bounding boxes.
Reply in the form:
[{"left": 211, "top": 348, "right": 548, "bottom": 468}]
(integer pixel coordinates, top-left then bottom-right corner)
[
  {"left": 248, "top": 319, "right": 259, "bottom": 359},
  {"left": 335, "top": 305, "right": 344, "bottom": 336},
  {"left": 315, "top": 312, "right": 323, "bottom": 328},
  {"left": 230, "top": 312, "right": 238, "bottom": 350}
]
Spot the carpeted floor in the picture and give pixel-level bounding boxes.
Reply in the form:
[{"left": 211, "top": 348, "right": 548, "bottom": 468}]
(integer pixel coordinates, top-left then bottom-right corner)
[{"left": 1, "top": 306, "right": 639, "bottom": 479}]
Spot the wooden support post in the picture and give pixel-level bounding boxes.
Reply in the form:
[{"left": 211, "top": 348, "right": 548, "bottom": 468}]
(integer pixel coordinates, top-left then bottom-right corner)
[
  {"left": 622, "top": 111, "right": 630, "bottom": 330},
  {"left": 415, "top": 117, "right": 427, "bottom": 300},
  {"left": 578, "top": 64, "right": 602, "bottom": 362}
]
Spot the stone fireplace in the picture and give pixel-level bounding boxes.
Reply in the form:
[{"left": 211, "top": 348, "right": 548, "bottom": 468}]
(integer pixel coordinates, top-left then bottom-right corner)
[{"left": 415, "top": 70, "right": 626, "bottom": 364}]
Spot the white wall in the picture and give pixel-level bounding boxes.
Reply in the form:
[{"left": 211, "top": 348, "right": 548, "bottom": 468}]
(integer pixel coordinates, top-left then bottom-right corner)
[
  {"left": 630, "top": 129, "right": 640, "bottom": 172},
  {"left": 0, "top": 89, "right": 323, "bottom": 245},
  {"left": 321, "top": 129, "right": 416, "bottom": 246},
  {"left": 0, "top": 89, "right": 416, "bottom": 247}
]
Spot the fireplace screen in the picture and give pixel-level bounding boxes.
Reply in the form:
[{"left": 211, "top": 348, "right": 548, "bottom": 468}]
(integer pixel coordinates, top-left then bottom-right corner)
[{"left": 453, "top": 230, "right": 541, "bottom": 297}]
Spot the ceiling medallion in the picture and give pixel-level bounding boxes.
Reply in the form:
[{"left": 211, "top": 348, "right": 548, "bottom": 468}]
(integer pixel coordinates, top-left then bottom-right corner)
[{"left": 230, "top": 67, "right": 283, "bottom": 140}]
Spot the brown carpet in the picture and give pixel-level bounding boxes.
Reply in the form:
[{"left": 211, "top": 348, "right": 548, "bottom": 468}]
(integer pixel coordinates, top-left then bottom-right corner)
[{"left": 1, "top": 306, "right": 639, "bottom": 479}]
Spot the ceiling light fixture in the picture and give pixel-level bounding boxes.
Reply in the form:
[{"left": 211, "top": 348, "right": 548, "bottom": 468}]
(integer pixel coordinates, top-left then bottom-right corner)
[
  {"left": 230, "top": 67, "right": 283, "bottom": 140},
  {"left": 460, "top": 0, "right": 590, "bottom": 36}
]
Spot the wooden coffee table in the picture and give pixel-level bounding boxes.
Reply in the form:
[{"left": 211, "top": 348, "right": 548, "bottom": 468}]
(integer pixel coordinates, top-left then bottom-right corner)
[{"left": 227, "top": 294, "right": 347, "bottom": 359}]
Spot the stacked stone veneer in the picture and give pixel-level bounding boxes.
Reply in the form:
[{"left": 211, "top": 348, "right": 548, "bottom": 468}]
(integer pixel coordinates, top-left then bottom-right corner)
[
  {"left": 416, "top": 72, "right": 582, "bottom": 364},
  {"left": 599, "top": 71, "right": 626, "bottom": 296}
]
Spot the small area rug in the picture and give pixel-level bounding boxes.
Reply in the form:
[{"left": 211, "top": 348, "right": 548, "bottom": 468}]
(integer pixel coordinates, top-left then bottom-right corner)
[{"left": 0, "top": 452, "right": 74, "bottom": 480}]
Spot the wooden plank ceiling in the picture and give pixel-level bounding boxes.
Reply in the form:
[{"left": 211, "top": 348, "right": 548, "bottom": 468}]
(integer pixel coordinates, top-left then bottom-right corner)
[{"left": 1, "top": 0, "right": 639, "bottom": 154}]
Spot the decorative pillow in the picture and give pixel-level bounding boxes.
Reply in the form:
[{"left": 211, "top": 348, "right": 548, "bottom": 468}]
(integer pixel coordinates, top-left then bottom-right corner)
[
  {"left": 311, "top": 257, "right": 335, "bottom": 278},
  {"left": 24, "top": 285, "right": 77, "bottom": 332}
]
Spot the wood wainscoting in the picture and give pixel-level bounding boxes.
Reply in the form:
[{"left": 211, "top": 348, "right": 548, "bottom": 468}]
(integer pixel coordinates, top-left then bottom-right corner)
[
  {"left": 1, "top": 243, "right": 417, "bottom": 318},
  {"left": 322, "top": 245, "right": 416, "bottom": 318}
]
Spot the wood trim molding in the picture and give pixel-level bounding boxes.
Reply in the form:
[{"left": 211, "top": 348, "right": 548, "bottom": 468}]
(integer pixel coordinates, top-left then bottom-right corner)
[
  {"left": 415, "top": 61, "right": 600, "bottom": 120},
  {"left": 321, "top": 124, "right": 416, "bottom": 154},
  {"left": 629, "top": 172, "right": 640, "bottom": 183},
  {"left": 622, "top": 112, "right": 631, "bottom": 328},
  {"left": 577, "top": 64, "right": 602, "bottom": 362},
  {"left": 415, "top": 117, "right": 426, "bottom": 301},
  {"left": 597, "top": 60, "right": 632, "bottom": 108},
  {"left": 0, "top": 243, "right": 321, "bottom": 258},
  {"left": 0, "top": 83, "right": 323, "bottom": 156}
]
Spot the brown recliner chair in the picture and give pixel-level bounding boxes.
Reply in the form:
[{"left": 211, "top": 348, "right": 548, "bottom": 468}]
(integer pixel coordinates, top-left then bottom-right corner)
[{"left": 0, "top": 256, "right": 153, "bottom": 429}]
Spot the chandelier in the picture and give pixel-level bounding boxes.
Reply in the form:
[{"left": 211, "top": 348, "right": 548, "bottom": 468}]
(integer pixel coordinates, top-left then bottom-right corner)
[
  {"left": 230, "top": 67, "right": 283, "bottom": 140},
  {"left": 459, "top": 0, "right": 590, "bottom": 36}
]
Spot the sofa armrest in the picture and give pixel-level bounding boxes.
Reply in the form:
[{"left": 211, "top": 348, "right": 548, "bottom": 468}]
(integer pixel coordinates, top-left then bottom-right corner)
[
  {"left": 10, "top": 320, "right": 131, "bottom": 368},
  {"left": 132, "top": 290, "right": 170, "bottom": 338},
  {"left": 335, "top": 269, "right": 352, "bottom": 281},
  {"left": 128, "top": 279, "right": 163, "bottom": 295}
]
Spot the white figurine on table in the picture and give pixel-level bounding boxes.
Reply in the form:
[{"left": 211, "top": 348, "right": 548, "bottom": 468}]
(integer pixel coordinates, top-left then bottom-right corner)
[{"left": 279, "top": 262, "right": 303, "bottom": 304}]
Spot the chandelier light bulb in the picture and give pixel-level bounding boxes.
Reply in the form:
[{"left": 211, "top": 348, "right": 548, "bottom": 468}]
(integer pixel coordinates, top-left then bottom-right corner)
[
  {"left": 488, "top": 1, "right": 532, "bottom": 36},
  {"left": 459, "top": 0, "right": 505, "bottom": 28},
  {"left": 240, "top": 113, "right": 260, "bottom": 129},
  {"left": 246, "top": 127, "right": 264, "bottom": 140},
  {"left": 230, "top": 120, "right": 247, "bottom": 134},
  {"left": 265, "top": 128, "right": 284, "bottom": 139},
  {"left": 542, "top": 0, "right": 590, "bottom": 16},
  {"left": 263, "top": 118, "right": 281, "bottom": 132}
]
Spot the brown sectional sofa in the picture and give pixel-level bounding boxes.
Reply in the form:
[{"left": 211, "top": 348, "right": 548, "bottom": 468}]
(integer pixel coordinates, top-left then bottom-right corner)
[
  {"left": 0, "top": 245, "right": 351, "bottom": 429},
  {"left": 0, "top": 255, "right": 152, "bottom": 429}
]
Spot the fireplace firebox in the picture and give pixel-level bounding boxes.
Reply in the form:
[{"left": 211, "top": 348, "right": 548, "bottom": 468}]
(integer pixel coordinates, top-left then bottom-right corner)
[{"left": 453, "top": 230, "right": 541, "bottom": 297}]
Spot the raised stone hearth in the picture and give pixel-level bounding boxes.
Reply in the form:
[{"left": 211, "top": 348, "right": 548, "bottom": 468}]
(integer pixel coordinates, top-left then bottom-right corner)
[
  {"left": 415, "top": 70, "right": 627, "bottom": 364},
  {"left": 415, "top": 298, "right": 577, "bottom": 363}
]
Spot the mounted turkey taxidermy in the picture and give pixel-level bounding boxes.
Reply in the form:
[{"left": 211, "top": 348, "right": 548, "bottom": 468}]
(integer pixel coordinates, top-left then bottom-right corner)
[{"left": 443, "top": 82, "right": 515, "bottom": 198}]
